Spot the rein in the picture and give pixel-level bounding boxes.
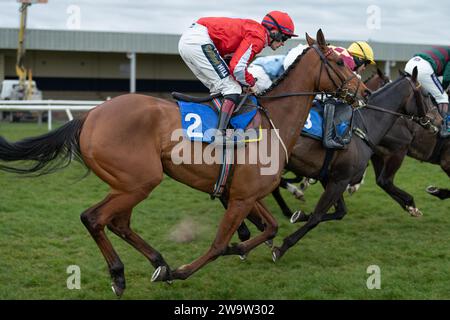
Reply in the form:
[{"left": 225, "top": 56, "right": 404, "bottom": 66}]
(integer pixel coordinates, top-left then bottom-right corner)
[
  {"left": 364, "top": 103, "right": 425, "bottom": 122},
  {"left": 354, "top": 76, "right": 438, "bottom": 150},
  {"left": 364, "top": 76, "right": 434, "bottom": 127},
  {"left": 257, "top": 91, "right": 332, "bottom": 99},
  {"left": 257, "top": 44, "right": 361, "bottom": 105},
  {"left": 254, "top": 44, "right": 365, "bottom": 164}
]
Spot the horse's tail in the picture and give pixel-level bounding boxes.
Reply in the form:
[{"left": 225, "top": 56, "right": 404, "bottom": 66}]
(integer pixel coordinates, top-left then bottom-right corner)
[{"left": 0, "top": 118, "right": 86, "bottom": 176}]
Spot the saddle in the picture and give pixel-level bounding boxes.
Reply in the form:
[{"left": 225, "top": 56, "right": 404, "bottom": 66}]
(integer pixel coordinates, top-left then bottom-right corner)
[
  {"left": 172, "top": 92, "right": 262, "bottom": 145},
  {"left": 172, "top": 92, "right": 262, "bottom": 199},
  {"left": 301, "top": 100, "right": 354, "bottom": 147}
]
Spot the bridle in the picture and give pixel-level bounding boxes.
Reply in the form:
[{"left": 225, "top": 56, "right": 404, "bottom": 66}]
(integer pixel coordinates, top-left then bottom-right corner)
[
  {"left": 363, "top": 76, "right": 438, "bottom": 133},
  {"left": 257, "top": 44, "right": 365, "bottom": 107},
  {"left": 311, "top": 44, "right": 362, "bottom": 106},
  {"left": 354, "top": 75, "right": 440, "bottom": 149}
]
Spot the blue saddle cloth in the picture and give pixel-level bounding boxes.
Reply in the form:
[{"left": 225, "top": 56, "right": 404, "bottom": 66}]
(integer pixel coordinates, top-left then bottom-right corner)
[
  {"left": 302, "top": 100, "right": 351, "bottom": 140},
  {"left": 178, "top": 96, "right": 258, "bottom": 143}
]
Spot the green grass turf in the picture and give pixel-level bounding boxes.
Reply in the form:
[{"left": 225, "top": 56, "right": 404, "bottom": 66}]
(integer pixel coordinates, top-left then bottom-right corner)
[{"left": 0, "top": 122, "right": 448, "bottom": 299}]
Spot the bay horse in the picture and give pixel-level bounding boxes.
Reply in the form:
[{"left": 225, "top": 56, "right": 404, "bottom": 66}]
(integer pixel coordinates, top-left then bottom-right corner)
[
  {"left": 364, "top": 67, "right": 391, "bottom": 92},
  {"left": 264, "top": 67, "right": 431, "bottom": 261},
  {"left": 371, "top": 96, "right": 447, "bottom": 212},
  {"left": 0, "top": 30, "right": 368, "bottom": 296},
  {"left": 272, "top": 68, "right": 391, "bottom": 218},
  {"left": 267, "top": 71, "right": 443, "bottom": 223}
]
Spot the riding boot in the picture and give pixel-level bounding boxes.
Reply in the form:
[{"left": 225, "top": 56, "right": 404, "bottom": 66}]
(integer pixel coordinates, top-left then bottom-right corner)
[
  {"left": 440, "top": 115, "right": 450, "bottom": 138},
  {"left": 215, "top": 94, "right": 239, "bottom": 143},
  {"left": 323, "top": 101, "right": 345, "bottom": 149}
]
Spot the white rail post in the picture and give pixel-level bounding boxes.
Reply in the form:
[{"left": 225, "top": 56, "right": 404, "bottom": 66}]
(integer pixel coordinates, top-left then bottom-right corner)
[
  {"left": 127, "top": 52, "right": 136, "bottom": 93},
  {"left": 48, "top": 108, "right": 52, "bottom": 131}
]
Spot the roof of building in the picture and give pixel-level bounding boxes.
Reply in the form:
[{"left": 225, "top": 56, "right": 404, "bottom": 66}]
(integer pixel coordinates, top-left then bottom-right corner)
[{"left": 0, "top": 28, "right": 442, "bottom": 61}]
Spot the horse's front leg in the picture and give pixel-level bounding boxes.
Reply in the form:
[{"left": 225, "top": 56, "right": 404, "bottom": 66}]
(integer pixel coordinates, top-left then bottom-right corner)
[
  {"left": 152, "top": 198, "right": 256, "bottom": 282},
  {"left": 224, "top": 200, "right": 278, "bottom": 257},
  {"left": 372, "top": 152, "right": 421, "bottom": 216},
  {"left": 272, "top": 179, "right": 348, "bottom": 261}
]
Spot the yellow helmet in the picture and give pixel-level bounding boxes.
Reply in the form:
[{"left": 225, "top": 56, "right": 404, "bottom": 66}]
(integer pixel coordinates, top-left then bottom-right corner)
[{"left": 347, "top": 41, "right": 376, "bottom": 65}]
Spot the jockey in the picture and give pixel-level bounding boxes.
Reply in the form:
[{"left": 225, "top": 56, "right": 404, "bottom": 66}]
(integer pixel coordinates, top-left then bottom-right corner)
[
  {"left": 321, "top": 42, "right": 375, "bottom": 148},
  {"left": 245, "top": 43, "right": 308, "bottom": 94},
  {"left": 248, "top": 41, "right": 375, "bottom": 148},
  {"left": 405, "top": 46, "right": 450, "bottom": 138},
  {"left": 178, "top": 11, "right": 297, "bottom": 138},
  {"left": 347, "top": 41, "right": 376, "bottom": 74},
  {"left": 247, "top": 55, "right": 286, "bottom": 93}
]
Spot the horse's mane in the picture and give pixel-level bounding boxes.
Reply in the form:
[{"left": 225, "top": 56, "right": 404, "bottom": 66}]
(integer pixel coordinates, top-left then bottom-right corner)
[
  {"left": 369, "top": 73, "right": 406, "bottom": 98},
  {"left": 258, "top": 47, "right": 311, "bottom": 96}
]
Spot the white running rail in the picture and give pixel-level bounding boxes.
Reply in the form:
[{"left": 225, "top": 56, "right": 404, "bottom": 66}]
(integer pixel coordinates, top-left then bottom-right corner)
[{"left": 0, "top": 100, "right": 104, "bottom": 131}]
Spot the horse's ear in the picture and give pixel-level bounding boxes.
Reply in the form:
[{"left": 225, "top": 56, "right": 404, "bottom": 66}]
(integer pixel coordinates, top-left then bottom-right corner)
[
  {"left": 398, "top": 69, "right": 407, "bottom": 77},
  {"left": 412, "top": 66, "right": 418, "bottom": 83},
  {"left": 316, "top": 29, "right": 326, "bottom": 46},
  {"left": 306, "top": 32, "right": 315, "bottom": 46},
  {"left": 377, "top": 68, "right": 384, "bottom": 77}
]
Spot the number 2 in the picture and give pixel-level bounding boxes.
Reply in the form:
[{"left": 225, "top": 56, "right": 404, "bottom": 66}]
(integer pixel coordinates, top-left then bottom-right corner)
[{"left": 185, "top": 113, "right": 203, "bottom": 138}]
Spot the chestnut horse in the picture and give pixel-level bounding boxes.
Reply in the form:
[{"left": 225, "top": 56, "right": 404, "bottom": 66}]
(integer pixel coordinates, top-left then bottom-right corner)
[{"left": 0, "top": 30, "right": 367, "bottom": 296}]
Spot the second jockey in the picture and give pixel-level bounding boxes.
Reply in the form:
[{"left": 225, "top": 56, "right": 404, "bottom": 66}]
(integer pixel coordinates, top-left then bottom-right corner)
[{"left": 248, "top": 41, "right": 376, "bottom": 148}]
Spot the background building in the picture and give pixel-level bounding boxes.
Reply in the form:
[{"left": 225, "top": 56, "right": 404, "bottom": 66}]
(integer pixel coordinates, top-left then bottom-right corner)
[{"left": 0, "top": 28, "right": 440, "bottom": 100}]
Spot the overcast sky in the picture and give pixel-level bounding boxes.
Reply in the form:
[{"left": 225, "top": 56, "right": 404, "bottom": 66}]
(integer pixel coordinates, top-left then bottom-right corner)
[{"left": 0, "top": 0, "right": 448, "bottom": 45}]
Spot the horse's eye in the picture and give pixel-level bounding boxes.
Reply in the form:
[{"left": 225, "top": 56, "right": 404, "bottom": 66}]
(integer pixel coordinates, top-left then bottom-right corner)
[{"left": 336, "top": 59, "right": 344, "bottom": 66}]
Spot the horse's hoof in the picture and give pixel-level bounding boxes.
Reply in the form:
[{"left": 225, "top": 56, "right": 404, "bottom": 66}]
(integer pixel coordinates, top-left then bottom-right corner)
[
  {"left": 407, "top": 206, "right": 423, "bottom": 217},
  {"left": 347, "top": 185, "right": 357, "bottom": 195},
  {"left": 290, "top": 210, "right": 307, "bottom": 223},
  {"left": 111, "top": 283, "right": 124, "bottom": 297},
  {"left": 426, "top": 185, "right": 438, "bottom": 194},
  {"left": 272, "top": 247, "right": 283, "bottom": 262},
  {"left": 151, "top": 266, "right": 169, "bottom": 282},
  {"left": 239, "top": 254, "right": 247, "bottom": 261},
  {"left": 264, "top": 239, "right": 273, "bottom": 248}
]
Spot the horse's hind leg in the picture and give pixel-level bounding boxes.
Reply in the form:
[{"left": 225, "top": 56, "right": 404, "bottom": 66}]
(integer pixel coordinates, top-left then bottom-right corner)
[
  {"left": 80, "top": 194, "right": 128, "bottom": 297},
  {"left": 106, "top": 191, "right": 170, "bottom": 273},
  {"left": 81, "top": 184, "right": 166, "bottom": 296}
]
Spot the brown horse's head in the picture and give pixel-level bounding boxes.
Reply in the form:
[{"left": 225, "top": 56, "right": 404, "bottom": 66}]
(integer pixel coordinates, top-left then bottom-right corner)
[
  {"left": 305, "top": 29, "right": 370, "bottom": 107},
  {"left": 365, "top": 68, "right": 391, "bottom": 91},
  {"left": 403, "top": 66, "right": 442, "bottom": 133}
]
